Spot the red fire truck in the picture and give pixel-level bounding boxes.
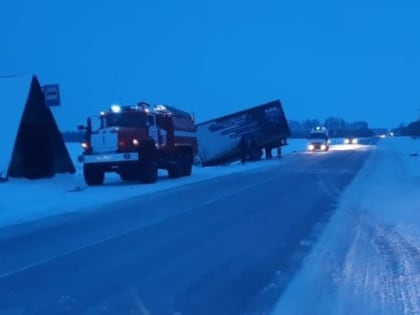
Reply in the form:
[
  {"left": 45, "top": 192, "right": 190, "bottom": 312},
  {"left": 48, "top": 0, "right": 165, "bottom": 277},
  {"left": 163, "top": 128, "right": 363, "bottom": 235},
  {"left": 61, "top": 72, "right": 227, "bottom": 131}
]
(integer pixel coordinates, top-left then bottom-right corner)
[{"left": 78, "top": 102, "right": 198, "bottom": 186}]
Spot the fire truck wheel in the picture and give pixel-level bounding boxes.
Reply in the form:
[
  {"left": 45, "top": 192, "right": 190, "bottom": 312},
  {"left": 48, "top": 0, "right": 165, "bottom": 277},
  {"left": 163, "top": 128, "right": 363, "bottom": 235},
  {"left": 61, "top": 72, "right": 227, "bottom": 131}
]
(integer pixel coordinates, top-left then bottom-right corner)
[
  {"left": 167, "top": 164, "right": 182, "bottom": 178},
  {"left": 183, "top": 162, "right": 192, "bottom": 176},
  {"left": 140, "top": 159, "right": 158, "bottom": 183},
  {"left": 166, "top": 150, "right": 182, "bottom": 178},
  {"left": 119, "top": 172, "right": 137, "bottom": 181},
  {"left": 83, "top": 165, "right": 105, "bottom": 186},
  {"left": 138, "top": 142, "right": 158, "bottom": 183},
  {"left": 182, "top": 154, "right": 193, "bottom": 176}
]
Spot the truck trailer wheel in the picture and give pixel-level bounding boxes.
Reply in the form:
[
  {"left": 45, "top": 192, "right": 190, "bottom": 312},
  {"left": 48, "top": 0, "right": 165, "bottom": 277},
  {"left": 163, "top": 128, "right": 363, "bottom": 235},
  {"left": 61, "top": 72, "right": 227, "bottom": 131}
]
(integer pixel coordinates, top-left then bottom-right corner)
[{"left": 83, "top": 165, "right": 105, "bottom": 186}]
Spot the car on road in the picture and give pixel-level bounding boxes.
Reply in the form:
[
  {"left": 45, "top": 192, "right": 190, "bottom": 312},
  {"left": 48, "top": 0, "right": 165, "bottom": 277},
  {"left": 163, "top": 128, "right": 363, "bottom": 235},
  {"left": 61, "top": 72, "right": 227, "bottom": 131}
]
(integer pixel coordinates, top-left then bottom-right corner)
[
  {"left": 344, "top": 136, "right": 358, "bottom": 144},
  {"left": 307, "top": 127, "right": 330, "bottom": 152}
]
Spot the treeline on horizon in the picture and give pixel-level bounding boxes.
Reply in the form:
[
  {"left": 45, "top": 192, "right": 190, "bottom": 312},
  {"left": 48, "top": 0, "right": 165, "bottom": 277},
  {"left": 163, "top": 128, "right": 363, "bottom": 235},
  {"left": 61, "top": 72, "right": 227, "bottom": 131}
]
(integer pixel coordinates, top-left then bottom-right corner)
[
  {"left": 288, "top": 117, "right": 373, "bottom": 138},
  {"left": 397, "top": 119, "right": 420, "bottom": 137}
]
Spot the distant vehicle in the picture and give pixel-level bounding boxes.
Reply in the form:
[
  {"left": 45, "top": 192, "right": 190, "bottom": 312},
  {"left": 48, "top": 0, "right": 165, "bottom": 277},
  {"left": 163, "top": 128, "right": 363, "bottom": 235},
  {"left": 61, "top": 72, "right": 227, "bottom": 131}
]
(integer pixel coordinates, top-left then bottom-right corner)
[
  {"left": 307, "top": 127, "right": 330, "bottom": 151},
  {"left": 196, "top": 100, "right": 290, "bottom": 166},
  {"left": 78, "top": 102, "right": 198, "bottom": 186},
  {"left": 344, "top": 136, "right": 358, "bottom": 144}
]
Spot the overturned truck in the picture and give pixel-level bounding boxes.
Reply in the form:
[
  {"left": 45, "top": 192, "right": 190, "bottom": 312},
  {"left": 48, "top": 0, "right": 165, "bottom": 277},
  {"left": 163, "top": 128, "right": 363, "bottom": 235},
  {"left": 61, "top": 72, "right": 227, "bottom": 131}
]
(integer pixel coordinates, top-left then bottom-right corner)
[{"left": 196, "top": 100, "right": 290, "bottom": 166}]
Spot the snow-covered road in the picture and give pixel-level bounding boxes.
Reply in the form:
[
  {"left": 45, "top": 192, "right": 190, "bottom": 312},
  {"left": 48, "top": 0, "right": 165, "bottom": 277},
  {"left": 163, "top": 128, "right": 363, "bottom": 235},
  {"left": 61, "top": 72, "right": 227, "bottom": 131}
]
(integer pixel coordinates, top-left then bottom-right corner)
[
  {"left": 271, "top": 136, "right": 420, "bottom": 315},
  {"left": 2, "top": 136, "right": 417, "bottom": 314},
  {"left": 0, "top": 138, "right": 372, "bottom": 315},
  {"left": 0, "top": 139, "right": 311, "bottom": 228}
]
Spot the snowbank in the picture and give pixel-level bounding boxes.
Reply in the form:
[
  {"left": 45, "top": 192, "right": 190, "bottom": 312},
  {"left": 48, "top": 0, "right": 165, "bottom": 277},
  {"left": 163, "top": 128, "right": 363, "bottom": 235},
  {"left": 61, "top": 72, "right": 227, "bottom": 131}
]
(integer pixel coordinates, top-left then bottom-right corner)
[
  {"left": 272, "top": 136, "right": 420, "bottom": 315},
  {"left": 0, "top": 139, "right": 308, "bottom": 228}
]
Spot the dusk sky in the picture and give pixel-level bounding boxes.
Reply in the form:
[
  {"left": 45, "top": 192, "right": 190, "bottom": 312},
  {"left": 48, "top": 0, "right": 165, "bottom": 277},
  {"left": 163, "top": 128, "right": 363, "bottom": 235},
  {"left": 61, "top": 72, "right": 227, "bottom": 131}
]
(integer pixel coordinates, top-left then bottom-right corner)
[{"left": 1, "top": 0, "right": 419, "bottom": 130}]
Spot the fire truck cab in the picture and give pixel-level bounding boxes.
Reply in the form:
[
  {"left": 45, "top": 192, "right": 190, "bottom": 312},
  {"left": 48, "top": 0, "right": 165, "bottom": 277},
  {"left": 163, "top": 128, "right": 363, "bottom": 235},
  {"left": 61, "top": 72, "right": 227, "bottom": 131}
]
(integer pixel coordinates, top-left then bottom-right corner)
[{"left": 78, "top": 102, "right": 197, "bottom": 186}]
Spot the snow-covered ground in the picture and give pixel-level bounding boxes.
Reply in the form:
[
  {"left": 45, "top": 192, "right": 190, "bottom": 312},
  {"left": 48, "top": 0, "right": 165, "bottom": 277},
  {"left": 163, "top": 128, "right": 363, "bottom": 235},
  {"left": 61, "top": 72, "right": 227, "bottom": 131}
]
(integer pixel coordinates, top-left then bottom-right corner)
[
  {"left": 272, "top": 136, "right": 420, "bottom": 315},
  {"left": 4, "top": 136, "right": 416, "bottom": 314},
  {"left": 0, "top": 139, "right": 312, "bottom": 228}
]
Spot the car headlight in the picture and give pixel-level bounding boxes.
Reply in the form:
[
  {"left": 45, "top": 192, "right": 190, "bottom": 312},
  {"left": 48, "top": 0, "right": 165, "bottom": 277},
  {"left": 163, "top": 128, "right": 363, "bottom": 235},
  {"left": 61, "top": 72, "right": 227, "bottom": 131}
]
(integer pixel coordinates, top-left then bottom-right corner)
[
  {"left": 308, "top": 144, "right": 315, "bottom": 151},
  {"left": 352, "top": 138, "right": 358, "bottom": 144},
  {"left": 344, "top": 139, "right": 350, "bottom": 144},
  {"left": 320, "top": 144, "right": 327, "bottom": 151}
]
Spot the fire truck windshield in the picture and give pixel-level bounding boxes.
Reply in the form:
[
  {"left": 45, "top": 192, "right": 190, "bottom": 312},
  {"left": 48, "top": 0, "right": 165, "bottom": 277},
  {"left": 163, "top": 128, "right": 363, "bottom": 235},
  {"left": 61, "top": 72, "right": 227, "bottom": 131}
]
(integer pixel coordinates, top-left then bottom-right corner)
[{"left": 104, "top": 112, "right": 148, "bottom": 128}]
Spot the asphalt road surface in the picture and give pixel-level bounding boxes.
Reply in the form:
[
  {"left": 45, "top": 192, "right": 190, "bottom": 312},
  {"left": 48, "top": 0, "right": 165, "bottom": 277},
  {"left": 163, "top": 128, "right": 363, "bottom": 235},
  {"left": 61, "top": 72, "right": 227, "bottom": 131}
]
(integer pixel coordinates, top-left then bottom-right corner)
[{"left": 0, "top": 139, "right": 377, "bottom": 315}]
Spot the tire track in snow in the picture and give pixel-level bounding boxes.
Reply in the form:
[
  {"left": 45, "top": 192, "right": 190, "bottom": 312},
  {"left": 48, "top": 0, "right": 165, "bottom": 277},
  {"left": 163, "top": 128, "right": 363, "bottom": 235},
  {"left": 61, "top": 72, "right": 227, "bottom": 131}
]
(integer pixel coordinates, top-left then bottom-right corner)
[
  {"left": 337, "top": 212, "right": 420, "bottom": 315},
  {"left": 338, "top": 212, "right": 420, "bottom": 315},
  {"left": 373, "top": 225, "right": 420, "bottom": 315}
]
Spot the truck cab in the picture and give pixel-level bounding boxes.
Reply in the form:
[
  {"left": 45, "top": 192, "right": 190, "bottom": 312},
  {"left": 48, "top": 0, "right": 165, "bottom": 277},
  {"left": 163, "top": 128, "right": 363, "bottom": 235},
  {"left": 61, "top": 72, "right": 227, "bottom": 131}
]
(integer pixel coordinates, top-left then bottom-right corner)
[
  {"left": 78, "top": 102, "right": 197, "bottom": 185},
  {"left": 307, "top": 127, "right": 330, "bottom": 152}
]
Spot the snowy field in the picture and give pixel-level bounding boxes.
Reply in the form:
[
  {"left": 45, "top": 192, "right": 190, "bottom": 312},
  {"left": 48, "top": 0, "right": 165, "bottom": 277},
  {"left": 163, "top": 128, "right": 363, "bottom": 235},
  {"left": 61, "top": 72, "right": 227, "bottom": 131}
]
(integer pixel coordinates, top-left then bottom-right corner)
[
  {"left": 272, "top": 136, "right": 420, "bottom": 315},
  {"left": 0, "top": 139, "right": 314, "bottom": 228}
]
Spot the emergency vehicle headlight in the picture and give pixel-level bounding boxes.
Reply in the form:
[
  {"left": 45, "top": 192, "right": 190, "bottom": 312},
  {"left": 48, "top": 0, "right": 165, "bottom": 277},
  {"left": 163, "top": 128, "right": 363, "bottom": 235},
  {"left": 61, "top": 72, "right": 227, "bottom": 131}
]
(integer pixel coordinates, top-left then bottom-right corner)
[
  {"left": 110, "top": 105, "right": 122, "bottom": 113},
  {"left": 155, "top": 104, "right": 167, "bottom": 111},
  {"left": 81, "top": 142, "right": 89, "bottom": 150}
]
